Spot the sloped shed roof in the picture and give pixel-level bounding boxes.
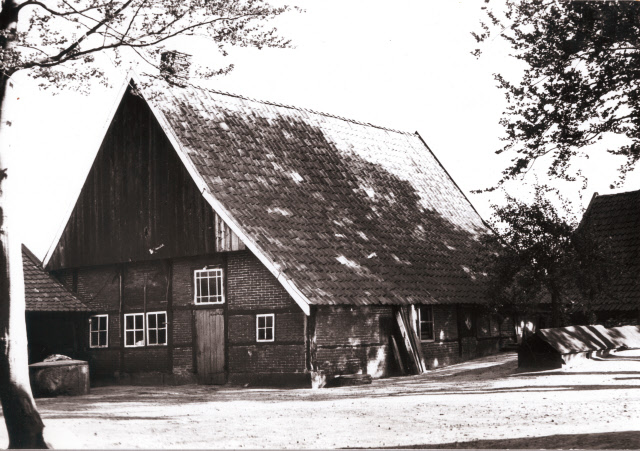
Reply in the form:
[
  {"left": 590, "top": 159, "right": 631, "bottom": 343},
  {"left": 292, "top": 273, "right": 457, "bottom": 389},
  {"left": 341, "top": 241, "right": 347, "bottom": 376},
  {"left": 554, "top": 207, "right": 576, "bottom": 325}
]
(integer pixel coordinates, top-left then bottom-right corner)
[
  {"left": 578, "top": 190, "right": 640, "bottom": 311},
  {"left": 23, "top": 246, "right": 88, "bottom": 312},
  {"left": 537, "top": 325, "right": 640, "bottom": 353},
  {"left": 144, "top": 81, "right": 492, "bottom": 307}
]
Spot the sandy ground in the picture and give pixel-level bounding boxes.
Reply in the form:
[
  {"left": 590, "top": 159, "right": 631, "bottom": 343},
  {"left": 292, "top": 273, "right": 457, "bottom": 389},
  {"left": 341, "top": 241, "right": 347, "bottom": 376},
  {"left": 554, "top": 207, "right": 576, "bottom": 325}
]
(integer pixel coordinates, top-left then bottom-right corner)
[{"left": 2, "top": 350, "right": 640, "bottom": 449}]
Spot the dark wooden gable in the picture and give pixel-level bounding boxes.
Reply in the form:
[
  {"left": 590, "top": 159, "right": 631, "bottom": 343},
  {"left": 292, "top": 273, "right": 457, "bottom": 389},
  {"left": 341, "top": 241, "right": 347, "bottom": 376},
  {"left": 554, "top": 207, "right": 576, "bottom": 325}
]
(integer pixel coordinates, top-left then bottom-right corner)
[{"left": 46, "top": 87, "right": 232, "bottom": 270}]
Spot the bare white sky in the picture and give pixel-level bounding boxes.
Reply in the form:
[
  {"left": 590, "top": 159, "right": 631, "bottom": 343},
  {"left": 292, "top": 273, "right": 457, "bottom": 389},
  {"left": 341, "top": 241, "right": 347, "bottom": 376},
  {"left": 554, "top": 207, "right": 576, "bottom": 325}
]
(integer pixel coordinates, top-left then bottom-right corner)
[{"left": 3, "top": 0, "right": 637, "bottom": 259}]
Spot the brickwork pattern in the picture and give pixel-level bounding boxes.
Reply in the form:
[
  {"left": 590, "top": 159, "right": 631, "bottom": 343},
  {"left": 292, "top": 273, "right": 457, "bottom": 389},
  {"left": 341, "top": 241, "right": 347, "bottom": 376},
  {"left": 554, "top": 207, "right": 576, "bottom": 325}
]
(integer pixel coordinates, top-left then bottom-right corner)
[
  {"left": 88, "top": 349, "right": 120, "bottom": 376},
  {"left": 421, "top": 341, "right": 459, "bottom": 369},
  {"left": 227, "top": 251, "right": 298, "bottom": 311},
  {"left": 315, "top": 306, "right": 393, "bottom": 346},
  {"left": 228, "top": 312, "right": 305, "bottom": 344},
  {"left": 173, "top": 346, "right": 194, "bottom": 372},
  {"left": 77, "top": 266, "right": 120, "bottom": 311},
  {"left": 172, "top": 310, "right": 193, "bottom": 345},
  {"left": 314, "top": 306, "right": 394, "bottom": 377},
  {"left": 229, "top": 345, "right": 305, "bottom": 373},
  {"left": 123, "top": 347, "right": 169, "bottom": 372}
]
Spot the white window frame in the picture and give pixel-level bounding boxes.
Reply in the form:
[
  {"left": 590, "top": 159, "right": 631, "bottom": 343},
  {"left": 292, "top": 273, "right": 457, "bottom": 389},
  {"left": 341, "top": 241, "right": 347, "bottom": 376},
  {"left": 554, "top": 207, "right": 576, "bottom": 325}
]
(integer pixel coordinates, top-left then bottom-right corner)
[
  {"left": 124, "top": 313, "right": 146, "bottom": 347},
  {"left": 194, "top": 268, "right": 225, "bottom": 304},
  {"left": 146, "top": 311, "right": 168, "bottom": 346},
  {"left": 89, "top": 314, "right": 109, "bottom": 348},
  {"left": 416, "top": 305, "right": 435, "bottom": 342},
  {"left": 256, "top": 314, "right": 275, "bottom": 342}
]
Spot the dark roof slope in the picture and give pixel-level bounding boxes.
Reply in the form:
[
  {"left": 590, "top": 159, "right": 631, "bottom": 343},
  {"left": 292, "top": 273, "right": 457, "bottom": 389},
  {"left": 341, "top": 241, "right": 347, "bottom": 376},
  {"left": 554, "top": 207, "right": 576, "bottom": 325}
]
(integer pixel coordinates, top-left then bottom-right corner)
[
  {"left": 150, "top": 83, "right": 491, "bottom": 306},
  {"left": 578, "top": 189, "right": 640, "bottom": 311},
  {"left": 23, "top": 245, "right": 88, "bottom": 312}
]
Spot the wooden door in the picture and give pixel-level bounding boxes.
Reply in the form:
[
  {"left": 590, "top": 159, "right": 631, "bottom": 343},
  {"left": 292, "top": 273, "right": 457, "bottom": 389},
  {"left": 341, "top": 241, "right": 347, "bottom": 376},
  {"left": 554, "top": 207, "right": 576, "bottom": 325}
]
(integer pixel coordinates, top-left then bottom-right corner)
[{"left": 195, "top": 309, "right": 225, "bottom": 384}]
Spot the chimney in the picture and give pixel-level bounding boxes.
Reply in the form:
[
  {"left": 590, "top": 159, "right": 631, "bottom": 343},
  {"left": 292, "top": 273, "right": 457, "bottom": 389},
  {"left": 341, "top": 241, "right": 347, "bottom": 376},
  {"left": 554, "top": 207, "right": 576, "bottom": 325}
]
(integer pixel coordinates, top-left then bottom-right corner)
[{"left": 160, "top": 50, "right": 191, "bottom": 86}]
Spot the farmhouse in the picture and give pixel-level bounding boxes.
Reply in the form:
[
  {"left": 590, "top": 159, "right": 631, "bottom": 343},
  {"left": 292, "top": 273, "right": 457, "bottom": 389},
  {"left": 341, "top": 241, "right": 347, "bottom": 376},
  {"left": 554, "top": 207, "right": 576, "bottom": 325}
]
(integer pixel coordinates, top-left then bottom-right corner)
[
  {"left": 573, "top": 190, "right": 640, "bottom": 325},
  {"left": 42, "top": 71, "right": 514, "bottom": 387}
]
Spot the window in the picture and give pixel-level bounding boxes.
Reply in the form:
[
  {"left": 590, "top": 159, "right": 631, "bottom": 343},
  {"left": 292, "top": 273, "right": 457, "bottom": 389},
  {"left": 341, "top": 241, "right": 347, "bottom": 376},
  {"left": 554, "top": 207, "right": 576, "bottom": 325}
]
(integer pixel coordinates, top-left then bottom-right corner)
[
  {"left": 194, "top": 268, "right": 224, "bottom": 304},
  {"left": 256, "top": 314, "right": 275, "bottom": 342},
  {"left": 416, "top": 305, "right": 434, "bottom": 341},
  {"left": 147, "top": 312, "right": 168, "bottom": 346},
  {"left": 89, "top": 315, "right": 108, "bottom": 348},
  {"left": 124, "top": 313, "right": 145, "bottom": 347}
]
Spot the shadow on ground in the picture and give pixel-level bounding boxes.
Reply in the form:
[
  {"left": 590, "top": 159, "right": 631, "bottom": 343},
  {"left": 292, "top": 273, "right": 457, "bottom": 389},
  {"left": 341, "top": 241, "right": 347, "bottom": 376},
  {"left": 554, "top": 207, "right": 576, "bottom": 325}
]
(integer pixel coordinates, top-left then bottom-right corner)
[
  {"left": 25, "top": 351, "right": 640, "bottom": 409},
  {"left": 372, "top": 431, "right": 640, "bottom": 449}
]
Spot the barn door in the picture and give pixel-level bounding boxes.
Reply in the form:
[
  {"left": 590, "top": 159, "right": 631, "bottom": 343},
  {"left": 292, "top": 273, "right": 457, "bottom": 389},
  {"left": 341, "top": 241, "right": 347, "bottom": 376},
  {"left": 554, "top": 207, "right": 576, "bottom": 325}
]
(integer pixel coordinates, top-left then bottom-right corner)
[{"left": 195, "top": 309, "right": 225, "bottom": 384}]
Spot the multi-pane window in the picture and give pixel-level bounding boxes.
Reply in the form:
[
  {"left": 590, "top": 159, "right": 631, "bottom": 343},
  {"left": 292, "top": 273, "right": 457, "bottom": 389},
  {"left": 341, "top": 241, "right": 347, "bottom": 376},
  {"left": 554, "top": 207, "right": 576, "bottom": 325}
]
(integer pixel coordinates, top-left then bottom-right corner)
[
  {"left": 194, "top": 268, "right": 224, "bottom": 304},
  {"left": 147, "top": 312, "right": 167, "bottom": 346},
  {"left": 89, "top": 315, "right": 108, "bottom": 348},
  {"left": 256, "top": 314, "right": 275, "bottom": 342},
  {"left": 124, "top": 313, "right": 145, "bottom": 347},
  {"left": 416, "top": 305, "right": 434, "bottom": 341}
]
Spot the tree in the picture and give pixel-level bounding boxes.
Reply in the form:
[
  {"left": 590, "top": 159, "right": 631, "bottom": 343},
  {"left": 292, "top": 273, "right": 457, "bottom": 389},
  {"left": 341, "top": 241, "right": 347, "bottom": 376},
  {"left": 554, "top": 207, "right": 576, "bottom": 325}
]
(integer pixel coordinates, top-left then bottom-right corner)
[
  {"left": 479, "top": 187, "right": 619, "bottom": 328},
  {"left": 0, "top": 0, "right": 294, "bottom": 447},
  {"left": 474, "top": 1, "right": 640, "bottom": 187}
]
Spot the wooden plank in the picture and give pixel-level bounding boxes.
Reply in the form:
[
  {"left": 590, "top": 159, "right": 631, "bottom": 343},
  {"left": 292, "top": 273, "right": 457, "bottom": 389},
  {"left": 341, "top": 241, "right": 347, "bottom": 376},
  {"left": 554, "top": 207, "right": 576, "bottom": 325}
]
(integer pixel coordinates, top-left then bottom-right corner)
[
  {"left": 195, "top": 308, "right": 225, "bottom": 385},
  {"left": 395, "top": 310, "right": 420, "bottom": 375},
  {"left": 46, "top": 89, "right": 218, "bottom": 270},
  {"left": 390, "top": 335, "right": 405, "bottom": 375},
  {"left": 213, "top": 313, "right": 225, "bottom": 383},
  {"left": 401, "top": 306, "right": 427, "bottom": 373}
]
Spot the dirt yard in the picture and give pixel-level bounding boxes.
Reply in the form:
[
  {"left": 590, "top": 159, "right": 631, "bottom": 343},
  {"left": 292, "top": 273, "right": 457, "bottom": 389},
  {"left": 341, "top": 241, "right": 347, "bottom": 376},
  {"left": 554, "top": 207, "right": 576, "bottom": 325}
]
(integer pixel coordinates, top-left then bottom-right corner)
[{"left": 2, "top": 350, "right": 640, "bottom": 449}]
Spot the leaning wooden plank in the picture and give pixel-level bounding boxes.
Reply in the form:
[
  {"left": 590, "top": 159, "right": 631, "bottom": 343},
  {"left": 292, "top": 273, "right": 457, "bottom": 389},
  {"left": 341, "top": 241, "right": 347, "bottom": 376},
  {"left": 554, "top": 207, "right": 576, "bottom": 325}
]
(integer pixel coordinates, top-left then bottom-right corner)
[
  {"left": 390, "top": 335, "right": 405, "bottom": 375},
  {"left": 401, "top": 306, "right": 427, "bottom": 373},
  {"left": 395, "top": 310, "right": 420, "bottom": 374}
]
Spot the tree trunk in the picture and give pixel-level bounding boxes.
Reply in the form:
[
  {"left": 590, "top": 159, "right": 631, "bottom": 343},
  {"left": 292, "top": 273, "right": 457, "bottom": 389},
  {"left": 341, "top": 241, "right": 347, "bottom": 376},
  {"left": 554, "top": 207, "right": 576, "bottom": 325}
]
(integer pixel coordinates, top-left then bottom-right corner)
[{"left": 0, "top": 1, "right": 49, "bottom": 448}]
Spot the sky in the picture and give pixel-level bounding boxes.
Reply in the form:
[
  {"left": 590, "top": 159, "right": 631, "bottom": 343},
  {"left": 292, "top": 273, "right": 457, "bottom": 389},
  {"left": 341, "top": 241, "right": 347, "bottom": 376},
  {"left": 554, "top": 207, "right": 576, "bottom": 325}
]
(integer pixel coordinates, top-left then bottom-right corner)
[{"left": 3, "top": 0, "right": 638, "bottom": 259}]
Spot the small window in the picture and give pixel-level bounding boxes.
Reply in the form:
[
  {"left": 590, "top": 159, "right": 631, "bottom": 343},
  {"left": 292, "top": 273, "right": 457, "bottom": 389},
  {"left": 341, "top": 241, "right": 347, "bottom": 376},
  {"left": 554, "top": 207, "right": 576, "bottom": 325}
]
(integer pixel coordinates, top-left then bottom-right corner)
[
  {"left": 147, "top": 312, "right": 168, "bottom": 346},
  {"left": 416, "top": 305, "right": 434, "bottom": 341},
  {"left": 124, "top": 313, "right": 145, "bottom": 347},
  {"left": 90, "top": 315, "right": 108, "bottom": 348},
  {"left": 256, "top": 314, "right": 275, "bottom": 342},
  {"left": 194, "top": 268, "right": 224, "bottom": 304}
]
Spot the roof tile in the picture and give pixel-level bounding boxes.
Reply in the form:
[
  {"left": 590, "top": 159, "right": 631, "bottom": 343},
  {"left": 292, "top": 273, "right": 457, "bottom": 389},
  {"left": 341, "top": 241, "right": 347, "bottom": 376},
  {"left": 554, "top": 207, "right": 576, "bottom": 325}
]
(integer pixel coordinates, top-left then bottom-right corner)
[{"left": 149, "top": 82, "right": 492, "bottom": 306}]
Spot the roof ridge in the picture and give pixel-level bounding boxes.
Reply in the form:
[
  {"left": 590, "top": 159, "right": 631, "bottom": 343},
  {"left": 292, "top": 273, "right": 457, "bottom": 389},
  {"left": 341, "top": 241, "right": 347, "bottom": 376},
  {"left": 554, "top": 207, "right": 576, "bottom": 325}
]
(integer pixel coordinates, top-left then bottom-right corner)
[
  {"left": 593, "top": 187, "right": 640, "bottom": 198},
  {"left": 171, "top": 81, "right": 415, "bottom": 137}
]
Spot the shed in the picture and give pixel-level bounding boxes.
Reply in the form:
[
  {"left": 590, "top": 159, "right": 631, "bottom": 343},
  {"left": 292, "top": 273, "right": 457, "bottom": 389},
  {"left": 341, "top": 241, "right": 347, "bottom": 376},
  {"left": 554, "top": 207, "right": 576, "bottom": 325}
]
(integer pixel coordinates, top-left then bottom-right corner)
[{"left": 23, "top": 245, "right": 89, "bottom": 363}]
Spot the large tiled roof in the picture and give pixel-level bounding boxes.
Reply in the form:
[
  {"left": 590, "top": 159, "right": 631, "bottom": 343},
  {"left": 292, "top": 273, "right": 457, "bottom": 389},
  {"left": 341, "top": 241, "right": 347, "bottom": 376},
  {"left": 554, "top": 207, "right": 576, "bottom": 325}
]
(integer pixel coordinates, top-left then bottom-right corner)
[
  {"left": 578, "top": 190, "right": 640, "bottom": 311},
  {"left": 147, "top": 82, "right": 492, "bottom": 306},
  {"left": 23, "top": 245, "right": 88, "bottom": 312}
]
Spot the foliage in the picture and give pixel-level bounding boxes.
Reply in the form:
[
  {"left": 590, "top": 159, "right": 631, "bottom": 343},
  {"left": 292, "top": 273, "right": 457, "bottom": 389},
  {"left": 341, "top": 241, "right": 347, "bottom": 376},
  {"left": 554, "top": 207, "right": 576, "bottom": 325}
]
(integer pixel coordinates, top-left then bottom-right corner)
[
  {"left": 479, "top": 187, "right": 619, "bottom": 326},
  {"left": 474, "top": 1, "right": 640, "bottom": 187},
  {"left": 0, "top": 0, "right": 295, "bottom": 89}
]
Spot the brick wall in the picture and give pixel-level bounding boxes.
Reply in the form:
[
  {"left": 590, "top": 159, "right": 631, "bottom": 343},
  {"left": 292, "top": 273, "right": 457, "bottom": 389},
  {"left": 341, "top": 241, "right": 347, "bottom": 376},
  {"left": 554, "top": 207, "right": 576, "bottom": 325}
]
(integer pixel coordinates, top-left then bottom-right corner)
[
  {"left": 314, "top": 306, "right": 394, "bottom": 378},
  {"left": 87, "top": 349, "right": 120, "bottom": 377},
  {"left": 172, "top": 310, "right": 193, "bottom": 346},
  {"left": 226, "top": 251, "right": 307, "bottom": 378},
  {"left": 77, "top": 265, "right": 120, "bottom": 311},
  {"left": 419, "top": 305, "right": 460, "bottom": 369},
  {"left": 421, "top": 341, "right": 460, "bottom": 368},
  {"left": 228, "top": 345, "right": 305, "bottom": 373},
  {"left": 123, "top": 347, "right": 169, "bottom": 373},
  {"left": 123, "top": 261, "right": 169, "bottom": 311},
  {"left": 227, "top": 251, "right": 298, "bottom": 311},
  {"left": 76, "top": 262, "right": 174, "bottom": 380}
]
